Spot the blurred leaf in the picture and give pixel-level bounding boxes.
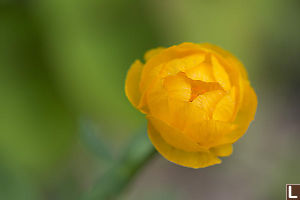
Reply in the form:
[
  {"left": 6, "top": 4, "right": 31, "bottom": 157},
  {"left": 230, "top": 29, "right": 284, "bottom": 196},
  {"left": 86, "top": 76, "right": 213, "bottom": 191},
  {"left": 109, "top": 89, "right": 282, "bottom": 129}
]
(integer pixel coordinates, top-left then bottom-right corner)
[
  {"left": 83, "top": 129, "right": 155, "bottom": 200},
  {"left": 79, "top": 118, "right": 114, "bottom": 162}
]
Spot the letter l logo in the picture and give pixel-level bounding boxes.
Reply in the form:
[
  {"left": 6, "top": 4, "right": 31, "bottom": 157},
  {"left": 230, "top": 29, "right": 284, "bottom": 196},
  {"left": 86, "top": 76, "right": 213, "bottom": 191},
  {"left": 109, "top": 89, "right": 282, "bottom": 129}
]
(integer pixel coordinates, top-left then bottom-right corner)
[{"left": 289, "top": 185, "right": 298, "bottom": 199}]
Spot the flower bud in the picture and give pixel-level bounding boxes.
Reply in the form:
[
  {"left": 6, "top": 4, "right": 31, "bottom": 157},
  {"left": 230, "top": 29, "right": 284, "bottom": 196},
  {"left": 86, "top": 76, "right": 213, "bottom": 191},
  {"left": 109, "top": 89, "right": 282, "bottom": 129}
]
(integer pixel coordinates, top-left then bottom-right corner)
[{"left": 125, "top": 43, "right": 257, "bottom": 168}]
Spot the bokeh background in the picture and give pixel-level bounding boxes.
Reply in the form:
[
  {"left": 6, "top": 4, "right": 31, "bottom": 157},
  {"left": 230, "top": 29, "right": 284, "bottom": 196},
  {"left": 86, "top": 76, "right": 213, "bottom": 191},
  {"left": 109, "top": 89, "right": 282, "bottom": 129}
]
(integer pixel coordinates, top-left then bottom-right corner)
[{"left": 1, "top": 0, "right": 300, "bottom": 199}]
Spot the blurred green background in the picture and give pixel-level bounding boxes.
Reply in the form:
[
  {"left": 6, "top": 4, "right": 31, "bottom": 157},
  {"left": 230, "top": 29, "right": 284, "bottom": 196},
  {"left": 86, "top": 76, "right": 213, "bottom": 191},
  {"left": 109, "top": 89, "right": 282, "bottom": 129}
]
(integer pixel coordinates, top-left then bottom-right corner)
[{"left": 0, "top": 0, "right": 299, "bottom": 199}]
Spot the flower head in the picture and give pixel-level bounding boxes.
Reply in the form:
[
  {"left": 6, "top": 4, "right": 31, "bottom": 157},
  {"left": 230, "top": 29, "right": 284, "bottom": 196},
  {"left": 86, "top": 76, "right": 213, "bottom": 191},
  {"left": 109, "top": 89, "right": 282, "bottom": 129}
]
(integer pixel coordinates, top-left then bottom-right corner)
[{"left": 125, "top": 42, "right": 257, "bottom": 168}]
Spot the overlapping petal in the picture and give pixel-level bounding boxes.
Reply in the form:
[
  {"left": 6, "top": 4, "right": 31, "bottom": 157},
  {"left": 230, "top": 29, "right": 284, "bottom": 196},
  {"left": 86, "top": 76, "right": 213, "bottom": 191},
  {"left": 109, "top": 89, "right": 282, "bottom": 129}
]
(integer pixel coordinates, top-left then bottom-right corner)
[
  {"left": 184, "top": 120, "right": 236, "bottom": 148},
  {"left": 147, "top": 116, "right": 206, "bottom": 152},
  {"left": 125, "top": 60, "right": 144, "bottom": 107},
  {"left": 148, "top": 121, "right": 221, "bottom": 169},
  {"left": 224, "top": 82, "right": 257, "bottom": 143}
]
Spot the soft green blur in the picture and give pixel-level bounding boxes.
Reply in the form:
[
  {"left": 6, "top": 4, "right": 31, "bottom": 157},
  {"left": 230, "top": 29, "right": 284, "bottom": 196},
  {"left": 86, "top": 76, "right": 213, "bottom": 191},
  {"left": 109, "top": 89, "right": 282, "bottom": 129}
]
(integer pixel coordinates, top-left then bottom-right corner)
[{"left": 0, "top": 0, "right": 299, "bottom": 199}]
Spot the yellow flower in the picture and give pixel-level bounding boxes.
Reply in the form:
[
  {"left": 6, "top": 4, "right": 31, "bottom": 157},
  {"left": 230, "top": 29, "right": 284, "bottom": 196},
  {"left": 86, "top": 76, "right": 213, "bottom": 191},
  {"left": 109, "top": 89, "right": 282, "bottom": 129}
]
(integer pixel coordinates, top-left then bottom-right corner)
[{"left": 125, "top": 42, "right": 257, "bottom": 168}]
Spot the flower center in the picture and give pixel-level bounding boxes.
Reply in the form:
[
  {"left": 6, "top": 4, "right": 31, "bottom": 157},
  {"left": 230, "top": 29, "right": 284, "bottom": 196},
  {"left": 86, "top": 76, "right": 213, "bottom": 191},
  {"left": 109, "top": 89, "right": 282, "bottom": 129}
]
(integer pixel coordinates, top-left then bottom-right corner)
[
  {"left": 189, "top": 79, "right": 223, "bottom": 102},
  {"left": 163, "top": 72, "right": 224, "bottom": 102}
]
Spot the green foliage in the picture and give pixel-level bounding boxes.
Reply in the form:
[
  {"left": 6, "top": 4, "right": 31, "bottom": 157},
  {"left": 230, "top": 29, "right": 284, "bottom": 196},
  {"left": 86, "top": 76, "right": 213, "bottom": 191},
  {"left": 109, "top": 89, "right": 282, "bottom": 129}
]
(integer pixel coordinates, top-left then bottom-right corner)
[{"left": 83, "top": 130, "right": 155, "bottom": 200}]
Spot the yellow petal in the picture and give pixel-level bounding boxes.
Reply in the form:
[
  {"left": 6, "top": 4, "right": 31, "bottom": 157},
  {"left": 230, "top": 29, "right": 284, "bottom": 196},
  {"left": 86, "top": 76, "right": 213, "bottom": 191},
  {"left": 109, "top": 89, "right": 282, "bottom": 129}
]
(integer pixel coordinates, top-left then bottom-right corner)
[
  {"left": 185, "top": 63, "right": 215, "bottom": 82},
  {"left": 192, "top": 90, "right": 225, "bottom": 110},
  {"left": 224, "top": 82, "right": 257, "bottom": 142},
  {"left": 160, "top": 54, "right": 205, "bottom": 77},
  {"left": 199, "top": 43, "right": 248, "bottom": 80},
  {"left": 188, "top": 90, "right": 226, "bottom": 123},
  {"left": 211, "top": 55, "right": 231, "bottom": 91},
  {"left": 146, "top": 75, "right": 189, "bottom": 130},
  {"left": 146, "top": 82, "right": 167, "bottom": 122},
  {"left": 163, "top": 73, "right": 191, "bottom": 101},
  {"left": 231, "top": 75, "right": 245, "bottom": 120},
  {"left": 148, "top": 121, "right": 221, "bottom": 168},
  {"left": 148, "top": 116, "right": 206, "bottom": 152},
  {"left": 140, "top": 45, "right": 195, "bottom": 92},
  {"left": 184, "top": 120, "right": 236, "bottom": 148},
  {"left": 139, "top": 47, "right": 194, "bottom": 109},
  {"left": 213, "top": 87, "right": 236, "bottom": 122},
  {"left": 125, "top": 60, "right": 144, "bottom": 107},
  {"left": 144, "top": 47, "right": 165, "bottom": 61},
  {"left": 177, "top": 42, "right": 209, "bottom": 54},
  {"left": 236, "top": 83, "right": 257, "bottom": 124},
  {"left": 147, "top": 88, "right": 188, "bottom": 130},
  {"left": 137, "top": 64, "right": 164, "bottom": 113},
  {"left": 210, "top": 143, "right": 233, "bottom": 157},
  {"left": 167, "top": 99, "right": 189, "bottom": 130}
]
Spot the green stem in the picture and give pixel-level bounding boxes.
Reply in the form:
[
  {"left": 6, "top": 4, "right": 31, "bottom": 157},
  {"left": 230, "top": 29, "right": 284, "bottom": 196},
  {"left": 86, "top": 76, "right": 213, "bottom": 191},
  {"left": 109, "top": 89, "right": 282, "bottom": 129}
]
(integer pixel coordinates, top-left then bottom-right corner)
[{"left": 83, "top": 131, "right": 156, "bottom": 200}]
